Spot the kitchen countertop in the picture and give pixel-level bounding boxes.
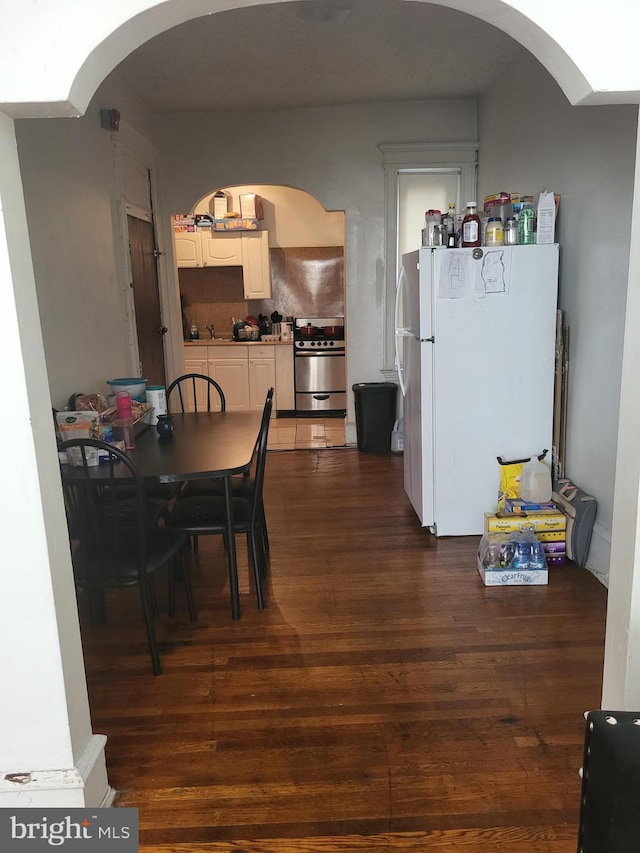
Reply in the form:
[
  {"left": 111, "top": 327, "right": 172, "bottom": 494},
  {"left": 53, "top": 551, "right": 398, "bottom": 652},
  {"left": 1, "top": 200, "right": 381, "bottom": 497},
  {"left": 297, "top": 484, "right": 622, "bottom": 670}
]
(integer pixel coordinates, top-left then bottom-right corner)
[{"left": 183, "top": 339, "right": 292, "bottom": 346}]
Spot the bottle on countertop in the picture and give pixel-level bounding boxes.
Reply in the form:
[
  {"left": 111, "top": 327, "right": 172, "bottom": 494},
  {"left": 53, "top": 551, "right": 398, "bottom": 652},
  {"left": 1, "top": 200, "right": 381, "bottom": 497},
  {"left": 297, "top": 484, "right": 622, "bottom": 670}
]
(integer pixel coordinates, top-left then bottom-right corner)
[
  {"left": 115, "top": 390, "right": 135, "bottom": 450},
  {"left": 189, "top": 322, "right": 200, "bottom": 340},
  {"left": 461, "top": 201, "right": 481, "bottom": 248}
]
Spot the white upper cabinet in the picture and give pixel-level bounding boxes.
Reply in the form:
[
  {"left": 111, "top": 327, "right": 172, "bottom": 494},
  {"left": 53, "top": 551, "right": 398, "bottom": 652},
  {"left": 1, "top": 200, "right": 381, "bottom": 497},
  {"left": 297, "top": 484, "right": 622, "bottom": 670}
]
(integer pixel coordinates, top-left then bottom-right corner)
[
  {"left": 241, "top": 231, "right": 272, "bottom": 299},
  {"left": 174, "top": 232, "right": 202, "bottom": 267},
  {"left": 175, "top": 231, "right": 270, "bottom": 299},
  {"left": 201, "top": 233, "right": 243, "bottom": 267}
]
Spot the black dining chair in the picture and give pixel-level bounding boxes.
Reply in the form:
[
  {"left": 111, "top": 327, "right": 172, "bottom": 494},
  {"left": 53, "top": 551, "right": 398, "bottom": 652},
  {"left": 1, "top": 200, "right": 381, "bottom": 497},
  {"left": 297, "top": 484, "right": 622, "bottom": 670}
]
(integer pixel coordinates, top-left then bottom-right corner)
[
  {"left": 167, "top": 388, "right": 274, "bottom": 612},
  {"left": 166, "top": 373, "right": 226, "bottom": 414},
  {"left": 176, "top": 388, "right": 274, "bottom": 556},
  {"left": 60, "top": 437, "right": 196, "bottom": 675},
  {"left": 167, "top": 373, "right": 228, "bottom": 506}
]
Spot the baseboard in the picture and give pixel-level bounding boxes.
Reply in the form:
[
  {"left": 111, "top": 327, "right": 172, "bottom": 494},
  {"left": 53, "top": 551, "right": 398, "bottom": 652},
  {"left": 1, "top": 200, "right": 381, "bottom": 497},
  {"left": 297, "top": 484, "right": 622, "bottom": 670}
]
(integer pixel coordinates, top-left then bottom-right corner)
[
  {"left": 584, "top": 520, "right": 610, "bottom": 587},
  {"left": 0, "top": 734, "right": 112, "bottom": 808}
]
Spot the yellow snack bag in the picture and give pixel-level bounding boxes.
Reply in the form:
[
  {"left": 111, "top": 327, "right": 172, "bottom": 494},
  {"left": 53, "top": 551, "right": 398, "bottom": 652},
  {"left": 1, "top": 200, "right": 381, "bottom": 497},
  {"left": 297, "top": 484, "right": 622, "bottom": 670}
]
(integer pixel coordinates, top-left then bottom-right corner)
[{"left": 497, "top": 456, "right": 530, "bottom": 510}]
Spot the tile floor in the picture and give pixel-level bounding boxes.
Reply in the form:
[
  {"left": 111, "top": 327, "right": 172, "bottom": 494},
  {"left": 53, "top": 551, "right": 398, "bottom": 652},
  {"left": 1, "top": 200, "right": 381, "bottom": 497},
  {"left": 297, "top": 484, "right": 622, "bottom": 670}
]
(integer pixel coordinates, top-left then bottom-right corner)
[{"left": 268, "top": 416, "right": 346, "bottom": 450}]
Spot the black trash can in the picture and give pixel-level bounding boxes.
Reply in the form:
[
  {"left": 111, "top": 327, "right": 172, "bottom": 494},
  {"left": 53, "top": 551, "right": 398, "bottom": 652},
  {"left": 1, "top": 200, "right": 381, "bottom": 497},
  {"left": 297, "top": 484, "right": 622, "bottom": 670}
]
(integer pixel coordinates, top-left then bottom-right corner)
[{"left": 352, "top": 382, "right": 398, "bottom": 452}]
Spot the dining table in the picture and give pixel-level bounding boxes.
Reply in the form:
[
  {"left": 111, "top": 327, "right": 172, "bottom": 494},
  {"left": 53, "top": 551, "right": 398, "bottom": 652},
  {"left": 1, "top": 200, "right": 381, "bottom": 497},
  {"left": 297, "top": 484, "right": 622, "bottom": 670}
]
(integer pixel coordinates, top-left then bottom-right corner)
[{"left": 63, "top": 410, "right": 262, "bottom": 620}]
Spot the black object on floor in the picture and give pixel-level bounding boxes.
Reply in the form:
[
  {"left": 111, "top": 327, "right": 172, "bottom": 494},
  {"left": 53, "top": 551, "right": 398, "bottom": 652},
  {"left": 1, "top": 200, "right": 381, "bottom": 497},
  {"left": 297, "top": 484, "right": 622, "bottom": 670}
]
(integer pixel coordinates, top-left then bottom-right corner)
[
  {"left": 352, "top": 382, "right": 398, "bottom": 452},
  {"left": 578, "top": 709, "right": 640, "bottom": 852}
]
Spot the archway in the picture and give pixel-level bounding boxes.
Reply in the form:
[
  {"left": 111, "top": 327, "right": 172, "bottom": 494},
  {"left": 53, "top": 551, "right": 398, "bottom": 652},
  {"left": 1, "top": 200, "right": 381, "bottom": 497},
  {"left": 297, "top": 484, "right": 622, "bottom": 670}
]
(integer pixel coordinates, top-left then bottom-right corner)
[
  {"left": 2, "top": 0, "right": 640, "bottom": 813},
  {"left": 1, "top": 0, "right": 634, "bottom": 118}
]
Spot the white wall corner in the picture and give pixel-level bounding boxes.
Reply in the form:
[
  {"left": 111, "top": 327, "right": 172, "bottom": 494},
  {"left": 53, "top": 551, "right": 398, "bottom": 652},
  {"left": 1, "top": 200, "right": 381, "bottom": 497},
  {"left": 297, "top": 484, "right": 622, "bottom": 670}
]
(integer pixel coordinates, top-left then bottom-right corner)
[{"left": 0, "top": 735, "right": 113, "bottom": 809}]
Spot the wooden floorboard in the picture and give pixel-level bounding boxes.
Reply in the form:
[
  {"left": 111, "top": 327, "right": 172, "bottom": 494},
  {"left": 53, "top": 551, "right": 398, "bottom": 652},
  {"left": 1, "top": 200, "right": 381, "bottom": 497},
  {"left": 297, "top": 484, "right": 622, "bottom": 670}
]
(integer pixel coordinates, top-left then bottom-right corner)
[{"left": 79, "top": 448, "right": 608, "bottom": 852}]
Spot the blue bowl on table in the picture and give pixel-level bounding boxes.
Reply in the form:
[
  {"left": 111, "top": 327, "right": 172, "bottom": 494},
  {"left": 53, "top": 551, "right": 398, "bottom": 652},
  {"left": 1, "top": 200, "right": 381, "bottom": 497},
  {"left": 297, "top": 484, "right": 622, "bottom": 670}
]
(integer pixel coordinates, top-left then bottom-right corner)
[{"left": 106, "top": 378, "right": 147, "bottom": 403}]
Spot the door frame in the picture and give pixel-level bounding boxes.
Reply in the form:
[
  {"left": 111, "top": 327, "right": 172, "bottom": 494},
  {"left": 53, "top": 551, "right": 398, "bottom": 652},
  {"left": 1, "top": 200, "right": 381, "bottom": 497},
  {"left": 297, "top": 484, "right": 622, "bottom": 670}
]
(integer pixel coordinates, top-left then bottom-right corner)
[
  {"left": 379, "top": 142, "right": 478, "bottom": 379},
  {"left": 112, "top": 128, "right": 181, "bottom": 385}
]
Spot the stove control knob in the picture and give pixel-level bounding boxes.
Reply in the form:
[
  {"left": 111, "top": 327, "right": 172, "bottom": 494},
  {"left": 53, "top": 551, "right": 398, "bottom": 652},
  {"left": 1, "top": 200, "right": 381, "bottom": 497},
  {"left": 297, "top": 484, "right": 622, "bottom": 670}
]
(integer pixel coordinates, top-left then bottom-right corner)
[
  {"left": 329, "top": 340, "right": 334, "bottom": 346},
  {"left": 299, "top": 341, "right": 305, "bottom": 347}
]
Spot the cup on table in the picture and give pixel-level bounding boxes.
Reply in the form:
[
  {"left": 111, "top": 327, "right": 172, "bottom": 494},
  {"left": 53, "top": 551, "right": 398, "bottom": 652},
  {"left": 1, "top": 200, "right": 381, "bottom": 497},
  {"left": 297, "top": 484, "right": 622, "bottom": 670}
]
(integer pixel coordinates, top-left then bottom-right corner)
[{"left": 156, "top": 413, "right": 174, "bottom": 438}]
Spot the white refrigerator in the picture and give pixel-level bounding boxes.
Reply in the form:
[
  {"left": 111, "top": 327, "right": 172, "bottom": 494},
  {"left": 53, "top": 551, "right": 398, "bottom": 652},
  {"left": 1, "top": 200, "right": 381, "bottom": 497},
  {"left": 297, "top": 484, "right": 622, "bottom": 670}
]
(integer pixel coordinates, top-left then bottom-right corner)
[{"left": 395, "top": 244, "right": 559, "bottom": 536}]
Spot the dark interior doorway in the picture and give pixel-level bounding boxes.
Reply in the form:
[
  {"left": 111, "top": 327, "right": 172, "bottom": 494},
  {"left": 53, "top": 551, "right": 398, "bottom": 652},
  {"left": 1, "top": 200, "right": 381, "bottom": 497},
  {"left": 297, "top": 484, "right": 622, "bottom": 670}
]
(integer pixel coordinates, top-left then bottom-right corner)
[{"left": 128, "top": 214, "right": 166, "bottom": 386}]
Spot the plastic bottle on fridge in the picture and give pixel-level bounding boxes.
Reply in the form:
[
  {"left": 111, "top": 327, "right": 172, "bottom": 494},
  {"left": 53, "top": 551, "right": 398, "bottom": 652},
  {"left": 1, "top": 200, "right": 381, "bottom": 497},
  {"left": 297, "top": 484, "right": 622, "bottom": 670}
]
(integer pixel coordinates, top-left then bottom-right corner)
[
  {"left": 485, "top": 217, "right": 504, "bottom": 247},
  {"left": 461, "top": 201, "right": 481, "bottom": 248},
  {"left": 518, "top": 202, "right": 536, "bottom": 245},
  {"left": 444, "top": 203, "right": 457, "bottom": 248},
  {"left": 504, "top": 216, "right": 518, "bottom": 245}
]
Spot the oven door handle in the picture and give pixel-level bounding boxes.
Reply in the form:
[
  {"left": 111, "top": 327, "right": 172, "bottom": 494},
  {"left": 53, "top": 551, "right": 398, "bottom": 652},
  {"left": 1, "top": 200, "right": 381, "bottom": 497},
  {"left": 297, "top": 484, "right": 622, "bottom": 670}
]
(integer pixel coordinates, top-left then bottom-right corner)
[{"left": 294, "top": 350, "right": 345, "bottom": 356}]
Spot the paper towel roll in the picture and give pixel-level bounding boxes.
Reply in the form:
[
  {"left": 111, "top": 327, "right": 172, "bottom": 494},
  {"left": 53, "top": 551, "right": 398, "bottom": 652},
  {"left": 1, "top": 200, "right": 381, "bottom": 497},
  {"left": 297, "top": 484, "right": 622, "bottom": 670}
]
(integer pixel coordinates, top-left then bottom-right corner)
[{"left": 145, "top": 385, "right": 167, "bottom": 425}]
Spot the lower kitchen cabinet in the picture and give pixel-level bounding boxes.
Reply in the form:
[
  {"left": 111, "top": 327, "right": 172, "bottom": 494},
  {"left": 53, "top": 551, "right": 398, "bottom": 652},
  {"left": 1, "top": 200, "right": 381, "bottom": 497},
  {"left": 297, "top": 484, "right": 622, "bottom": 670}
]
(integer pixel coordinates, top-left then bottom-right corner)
[
  {"left": 209, "top": 358, "right": 250, "bottom": 411},
  {"left": 249, "top": 356, "right": 276, "bottom": 412},
  {"left": 182, "top": 344, "right": 288, "bottom": 414},
  {"left": 182, "top": 346, "right": 248, "bottom": 411}
]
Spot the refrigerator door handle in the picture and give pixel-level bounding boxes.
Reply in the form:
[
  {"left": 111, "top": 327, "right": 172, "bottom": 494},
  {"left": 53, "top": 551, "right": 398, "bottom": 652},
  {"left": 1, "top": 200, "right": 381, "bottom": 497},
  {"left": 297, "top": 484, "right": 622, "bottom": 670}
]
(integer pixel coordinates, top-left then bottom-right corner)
[{"left": 395, "top": 265, "right": 408, "bottom": 397}]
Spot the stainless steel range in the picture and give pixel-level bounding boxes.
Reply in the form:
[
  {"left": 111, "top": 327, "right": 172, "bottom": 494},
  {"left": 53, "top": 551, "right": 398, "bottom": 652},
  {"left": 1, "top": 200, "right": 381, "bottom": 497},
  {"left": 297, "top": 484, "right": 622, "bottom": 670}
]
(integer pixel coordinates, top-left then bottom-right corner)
[{"left": 294, "top": 317, "right": 346, "bottom": 415}]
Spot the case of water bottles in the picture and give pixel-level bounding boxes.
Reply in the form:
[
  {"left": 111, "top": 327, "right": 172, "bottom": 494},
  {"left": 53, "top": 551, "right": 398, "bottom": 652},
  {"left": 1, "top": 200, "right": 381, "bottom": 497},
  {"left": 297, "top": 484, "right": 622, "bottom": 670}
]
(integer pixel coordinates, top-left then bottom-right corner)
[{"left": 477, "top": 531, "right": 549, "bottom": 586}]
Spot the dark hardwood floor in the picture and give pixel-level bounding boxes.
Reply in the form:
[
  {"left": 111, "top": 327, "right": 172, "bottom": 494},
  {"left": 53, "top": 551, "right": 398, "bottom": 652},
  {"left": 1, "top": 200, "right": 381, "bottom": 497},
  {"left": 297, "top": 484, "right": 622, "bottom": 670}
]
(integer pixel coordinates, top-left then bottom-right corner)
[{"left": 79, "top": 448, "right": 608, "bottom": 852}]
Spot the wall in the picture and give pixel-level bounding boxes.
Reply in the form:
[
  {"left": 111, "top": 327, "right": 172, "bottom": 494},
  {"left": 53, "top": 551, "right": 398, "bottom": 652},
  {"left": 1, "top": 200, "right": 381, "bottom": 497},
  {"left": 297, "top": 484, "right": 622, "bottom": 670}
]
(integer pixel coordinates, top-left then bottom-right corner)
[
  {"left": 15, "top": 74, "right": 159, "bottom": 409},
  {"left": 155, "top": 99, "right": 478, "bottom": 431},
  {"left": 478, "top": 51, "right": 639, "bottom": 582}
]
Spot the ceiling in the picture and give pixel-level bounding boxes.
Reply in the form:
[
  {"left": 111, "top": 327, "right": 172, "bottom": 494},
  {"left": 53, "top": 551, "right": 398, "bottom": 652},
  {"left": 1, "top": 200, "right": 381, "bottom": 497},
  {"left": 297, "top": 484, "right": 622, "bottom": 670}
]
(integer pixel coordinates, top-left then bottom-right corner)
[{"left": 114, "top": 0, "right": 524, "bottom": 113}]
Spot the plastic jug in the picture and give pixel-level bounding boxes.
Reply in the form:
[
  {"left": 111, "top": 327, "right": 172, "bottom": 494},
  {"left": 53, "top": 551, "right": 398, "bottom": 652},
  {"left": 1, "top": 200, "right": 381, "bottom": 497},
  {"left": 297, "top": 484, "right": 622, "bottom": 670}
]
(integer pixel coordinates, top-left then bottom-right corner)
[{"left": 520, "top": 452, "right": 552, "bottom": 502}]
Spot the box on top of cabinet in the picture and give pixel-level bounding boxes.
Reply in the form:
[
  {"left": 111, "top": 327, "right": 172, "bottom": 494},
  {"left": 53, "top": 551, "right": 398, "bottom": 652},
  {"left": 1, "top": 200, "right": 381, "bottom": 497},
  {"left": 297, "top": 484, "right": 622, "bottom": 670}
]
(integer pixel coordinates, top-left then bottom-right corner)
[
  {"left": 173, "top": 214, "right": 196, "bottom": 232},
  {"left": 239, "top": 193, "right": 263, "bottom": 219},
  {"left": 209, "top": 191, "right": 231, "bottom": 219}
]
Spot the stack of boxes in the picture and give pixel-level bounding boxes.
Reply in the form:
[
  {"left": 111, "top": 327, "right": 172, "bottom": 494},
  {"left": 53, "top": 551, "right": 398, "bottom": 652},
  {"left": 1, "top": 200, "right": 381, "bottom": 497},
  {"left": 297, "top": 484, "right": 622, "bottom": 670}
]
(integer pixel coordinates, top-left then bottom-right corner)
[
  {"left": 478, "top": 497, "right": 568, "bottom": 587},
  {"left": 484, "top": 501, "right": 567, "bottom": 567}
]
